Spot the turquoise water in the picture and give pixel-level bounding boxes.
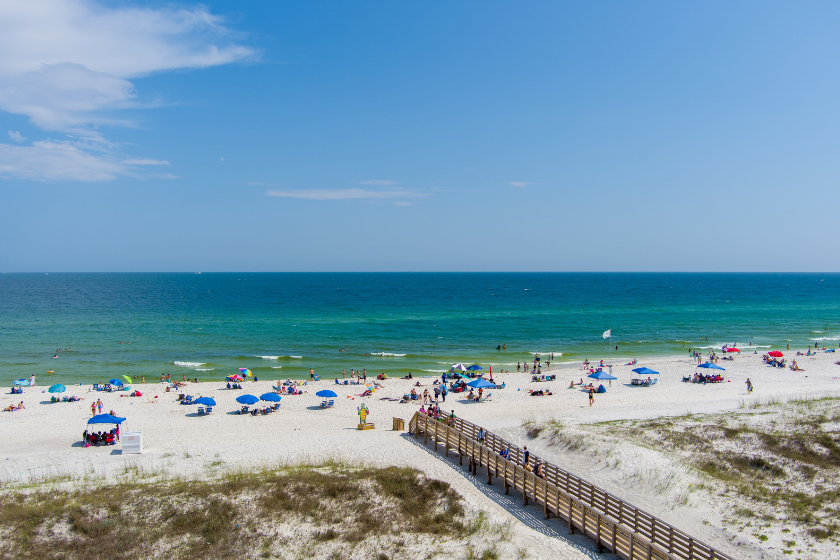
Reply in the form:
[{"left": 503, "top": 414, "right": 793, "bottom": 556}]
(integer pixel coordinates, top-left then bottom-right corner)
[{"left": 1, "top": 273, "right": 838, "bottom": 386}]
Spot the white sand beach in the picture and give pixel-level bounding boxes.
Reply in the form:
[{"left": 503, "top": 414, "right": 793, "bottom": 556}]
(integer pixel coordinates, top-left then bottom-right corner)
[{"left": 3, "top": 350, "right": 840, "bottom": 559}]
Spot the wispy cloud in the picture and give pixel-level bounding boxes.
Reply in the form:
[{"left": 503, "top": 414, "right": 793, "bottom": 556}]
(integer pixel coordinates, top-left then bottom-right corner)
[
  {"left": 359, "top": 179, "right": 397, "bottom": 186},
  {"left": 0, "top": 140, "right": 171, "bottom": 182},
  {"left": 266, "top": 188, "right": 426, "bottom": 201},
  {"left": 7, "top": 130, "right": 25, "bottom": 142},
  {"left": 393, "top": 201, "right": 413, "bottom": 206},
  {"left": 509, "top": 181, "right": 531, "bottom": 188},
  {"left": 0, "top": 0, "right": 254, "bottom": 181}
]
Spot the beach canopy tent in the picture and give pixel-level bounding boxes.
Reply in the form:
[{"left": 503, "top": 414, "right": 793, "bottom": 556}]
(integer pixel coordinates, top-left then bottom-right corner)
[
  {"left": 588, "top": 371, "right": 617, "bottom": 380},
  {"left": 466, "top": 365, "right": 483, "bottom": 371},
  {"left": 12, "top": 379, "right": 29, "bottom": 386},
  {"left": 632, "top": 367, "right": 660, "bottom": 376},
  {"left": 768, "top": 351, "right": 784, "bottom": 358},
  {"left": 193, "top": 397, "right": 216, "bottom": 406},
  {"left": 724, "top": 348, "right": 740, "bottom": 353},
  {"left": 236, "top": 394, "right": 259, "bottom": 405},
  {"left": 316, "top": 390, "right": 337, "bottom": 398},
  {"left": 451, "top": 364, "right": 467, "bottom": 372},
  {"left": 260, "top": 393, "right": 282, "bottom": 402},
  {"left": 108, "top": 378, "right": 124, "bottom": 387},
  {"left": 697, "top": 363, "right": 725, "bottom": 371},
  {"left": 48, "top": 384, "right": 66, "bottom": 393},
  {"left": 88, "top": 414, "right": 126, "bottom": 425},
  {"left": 467, "top": 378, "right": 495, "bottom": 389}
]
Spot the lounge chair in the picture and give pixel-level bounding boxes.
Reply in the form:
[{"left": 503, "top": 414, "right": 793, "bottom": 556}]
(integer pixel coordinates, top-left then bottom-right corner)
[
  {"left": 197, "top": 407, "right": 205, "bottom": 415},
  {"left": 482, "top": 392, "right": 493, "bottom": 402},
  {"left": 205, "top": 406, "right": 213, "bottom": 414}
]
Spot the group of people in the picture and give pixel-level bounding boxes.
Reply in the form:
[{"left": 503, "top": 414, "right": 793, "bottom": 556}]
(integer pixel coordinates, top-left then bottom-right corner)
[
  {"left": 3, "top": 401, "right": 25, "bottom": 412},
  {"left": 83, "top": 427, "right": 118, "bottom": 447}
]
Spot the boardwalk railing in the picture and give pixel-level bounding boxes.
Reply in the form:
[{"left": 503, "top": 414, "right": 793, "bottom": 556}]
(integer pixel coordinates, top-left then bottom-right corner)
[{"left": 408, "top": 412, "right": 732, "bottom": 560}]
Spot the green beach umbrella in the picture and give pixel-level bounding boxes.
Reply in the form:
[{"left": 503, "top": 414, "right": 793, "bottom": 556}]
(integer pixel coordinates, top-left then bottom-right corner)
[{"left": 121, "top": 375, "right": 132, "bottom": 384}]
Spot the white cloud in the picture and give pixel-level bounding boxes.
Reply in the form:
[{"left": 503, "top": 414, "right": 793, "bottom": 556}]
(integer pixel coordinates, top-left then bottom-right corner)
[
  {"left": 0, "top": 0, "right": 254, "bottom": 180},
  {"left": 393, "top": 201, "right": 413, "bottom": 206},
  {"left": 0, "top": 141, "right": 170, "bottom": 182},
  {"left": 8, "top": 131, "right": 26, "bottom": 142},
  {"left": 510, "top": 182, "right": 531, "bottom": 188},
  {"left": 359, "top": 179, "right": 398, "bottom": 186},
  {"left": 266, "top": 188, "right": 426, "bottom": 201}
]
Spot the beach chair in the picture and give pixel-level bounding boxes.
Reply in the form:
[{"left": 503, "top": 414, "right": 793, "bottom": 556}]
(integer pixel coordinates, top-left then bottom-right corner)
[
  {"left": 205, "top": 406, "right": 213, "bottom": 414},
  {"left": 197, "top": 407, "right": 205, "bottom": 415},
  {"left": 93, "top": 383, "right": 99, "bottom": 391},
  {"left": 240, "top": 406, "right": 249, "bottom": 415},
  {"left": 483, "top": 392, "right": 493, "bottom": 402},
  {"left": 320, "top": 400, "right": 328, "bottom": 408},
  {"left": 328, "top": 399, "right": 334, "bottom": 407}
]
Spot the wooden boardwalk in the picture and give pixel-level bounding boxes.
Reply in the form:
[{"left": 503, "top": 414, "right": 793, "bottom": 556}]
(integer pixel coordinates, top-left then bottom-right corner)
[{"left": 408, "top": 412, "right": 732, "bottom": 560}]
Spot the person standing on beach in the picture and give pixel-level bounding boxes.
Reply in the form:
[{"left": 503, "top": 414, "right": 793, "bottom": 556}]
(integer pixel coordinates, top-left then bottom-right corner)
[
  {"left": 746, "top": 378, "right": 753, "bottom": 393},
  {"left": 363, "top": 369, "right": 367, "bottom": 381},
  {"left": 90, "top": 402, "right": 96, "bottom": 416},
  {"left": 589, "top": 388, "right": 595, "bottom": 407},
  {"left": 441, "top": 384, "right": 447, "bottom": 402},
  {"left": 342, "top": 369, "right": 346, "bottom": 379},
  {"left": 97, "top": 399, "right": 103, "bottom": 414},
  {"left": 517, "top": 362, "right": 521, "bottom": 372},
  {"left": 29, "top": 375, "right": 36, "bottom": 386}
]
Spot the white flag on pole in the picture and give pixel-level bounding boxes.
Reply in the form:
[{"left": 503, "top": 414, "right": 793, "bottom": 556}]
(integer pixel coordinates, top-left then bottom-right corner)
[{"left": 602, "top": 329, "right": 611, "bottom": 339}]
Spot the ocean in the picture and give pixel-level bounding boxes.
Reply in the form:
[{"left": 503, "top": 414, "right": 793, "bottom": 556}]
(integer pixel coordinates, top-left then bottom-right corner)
[{"left": 0, "top": 273, "right": 838, "bottom": 386}]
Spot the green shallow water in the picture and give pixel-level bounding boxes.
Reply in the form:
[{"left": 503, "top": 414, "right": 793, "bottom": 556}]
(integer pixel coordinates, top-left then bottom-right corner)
[{"left": 1, "top": 273, "right": 838, "bottom": 385}]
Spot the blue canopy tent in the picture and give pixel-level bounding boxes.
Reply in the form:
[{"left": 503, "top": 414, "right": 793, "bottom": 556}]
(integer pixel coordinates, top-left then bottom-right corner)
[
  {"left": 236, "top": 394, "right": 259, "bottom": 405},
  {"left": 48, "top": 384, "right": 66, "bottom": 393},
  {"left": 697, "top": 363, "right": 725, "bottom": 371},
  {"left": 13, "top": 379, "right": 29, "bottom": 386},
  {"left": 467, "top": 378, "right": 495, "bottom": 389},
  {"left": 193, "top": 397, "right": 216, "bottom": 406},
  {"left": 466, "top": 365, "right": 483, "bottom": 371},
  {"left": 631, "top": 367, "right": 659, "bottom": 386},
  {"left": 315, "top": 390, "right": 337, "bottom": 398},
  {"left": 88, "top": 414, "right": 126, "bottom": 425},
  {"left": 260, "top": 393, "right": 282, "bottom": 402},
  {"left": 588, "top": 371, "right": 617, "bottom": 380}
]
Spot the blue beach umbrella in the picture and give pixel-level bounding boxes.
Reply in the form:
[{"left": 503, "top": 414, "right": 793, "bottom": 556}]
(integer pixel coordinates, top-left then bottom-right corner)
[
  {"left": 194, "top": 397, "right": 216, "bottom": 406},
  {"left": 236, "top": 394, "right": 259, "bottom": 405},
  {"left": 466, "top": 365, "right": 483, "bottom": 371},
  {"left": 13, "top": 379, "right": 29, "bottom": 386},
  {"left": 316, "top": 390, "right": 337, "bottom": 398},
  {"left": 588, "top": 371, "right": 617, "bottom": 380},
  {"left": 48, "top": 384, "right": 66, "bottom": 393},
  {"left": 467, "top": 378, "right": 495, "bottom": 389},
  {"left": 697, "top": 363, "right": 725, "bottom": 371},
  {"left": 108, "top": 378, "right": 124, "bottom": 386},
  {"left": 88, "top": 414, "right": 126, "bottom": 425},
  {"left": 260, "top": 393, "right": 282, "bottom": 402},
  {"left": 632, "top": 367, "right": 660, "bottom": 376}
]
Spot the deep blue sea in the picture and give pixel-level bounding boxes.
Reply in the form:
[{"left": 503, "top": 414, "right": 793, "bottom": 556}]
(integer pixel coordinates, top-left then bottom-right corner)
[{"left": 1, "top": 273, "right": 838, "bottom": 386}]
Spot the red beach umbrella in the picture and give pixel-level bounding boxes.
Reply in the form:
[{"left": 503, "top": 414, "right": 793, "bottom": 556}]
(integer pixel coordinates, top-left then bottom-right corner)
[{"left": 768, "top": 351, "right": 784, "bottom": 358}]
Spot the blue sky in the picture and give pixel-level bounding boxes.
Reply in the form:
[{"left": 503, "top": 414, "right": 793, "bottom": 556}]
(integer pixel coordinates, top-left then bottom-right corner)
[{"left": 1, "top": 1, "right": 839, "bottom": 272}]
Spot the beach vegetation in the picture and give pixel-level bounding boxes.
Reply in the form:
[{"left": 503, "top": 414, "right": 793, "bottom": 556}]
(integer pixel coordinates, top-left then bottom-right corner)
[{"left": 0, "top": 462, "right": 501, "bottom": 559}]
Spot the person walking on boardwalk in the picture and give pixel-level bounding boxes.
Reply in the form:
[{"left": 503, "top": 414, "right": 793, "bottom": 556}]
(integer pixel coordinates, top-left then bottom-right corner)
[{"left": 522, "top": 445, "right": 530, "bottom": 466}]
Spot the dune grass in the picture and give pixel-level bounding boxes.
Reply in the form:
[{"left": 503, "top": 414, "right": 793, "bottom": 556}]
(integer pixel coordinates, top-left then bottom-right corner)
[{"left": 0, "top": 462, "right": 484, "bottom": 560}]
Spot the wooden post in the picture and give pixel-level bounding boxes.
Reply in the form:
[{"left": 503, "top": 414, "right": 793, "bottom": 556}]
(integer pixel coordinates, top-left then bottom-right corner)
[
  {"left": 487, "top": 454, "right": 493, "bottom": 485},
  {"left": 611, "top": 521, "right": 617, "bottom": 555},
  {"left": 444, "top": 424, "right": 449, "bottom": 457},
  {"left": 543, "top": 481, "right": 549, "bottom": 519},
  {"left": 568, "top": 498, "right": 574, "bottom": 534},
  {"left": 424, "top": 416, "right": 428, "bottom": 446},
  {"left": 668, "top": 527, "right": 673, "bottom": 554},
  {"left": 523, "top": 472, "right": 529, "bottom": 506},
  {"left": 688, "top": 537, "right": 694, "bottom": 559},
  {"left": 458, "top": 433, "right": 463, "bottom": 465},
  {"left": 595, "top": 512, "right": 602, "bottom": 553}
]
